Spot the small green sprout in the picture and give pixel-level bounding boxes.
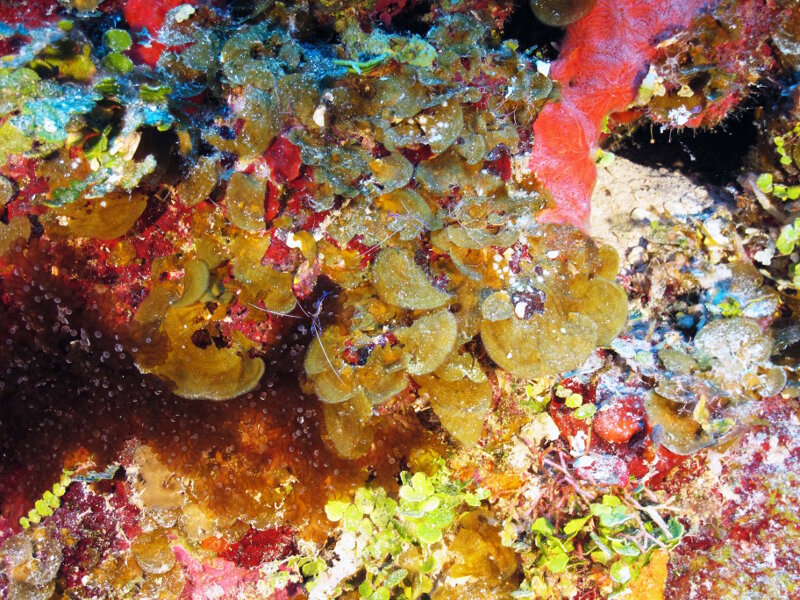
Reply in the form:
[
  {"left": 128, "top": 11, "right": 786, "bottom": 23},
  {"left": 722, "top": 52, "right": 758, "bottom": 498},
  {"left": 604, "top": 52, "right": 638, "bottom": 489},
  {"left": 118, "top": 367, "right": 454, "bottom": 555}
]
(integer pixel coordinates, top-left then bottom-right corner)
[
  {"left": 513, "top": 489, "right": 685, "bottom": 598},
  {"left": 756, "top": 126, "right": 800, "bottom": 205},
  {"left": 756, "top": 172, "right": 773, "bottom": 193},
  {"left": 103, "top": 29, "right": 133, "bottom": 53},
  {"left": 777, "top": 218, "right": 800, "bottom": 255},
  {"left": 140, "top": 84, "right": 172, "bottom": 103},
  {"left": 101, "top": 29, "right": 134, "bottom": 74},
  {"left": 717, "top": 297, "right": 742, "bottom": 318},
  {"left": 298, "top": 557, "right": 326, "bottom": 578},
  {"left": 20, "top": 469, "right": 73, "bottom": 529},
  {"left": 757, "top": 172, "right": 800, "bottom": 201},
  {"left": 594, "top": 148, "right": 615, "bottom": 168},
  {"left": 610, "top": 561, "right": 632, "bottom": 584},
  {"left": 773, "top": 184, "right": 800, "bottom": 200},
  {"left": 83, "top": 126, "right": 111, "bottom": 161},
  {"left": 523, "top": 380, "right": 552, "bottom": 413},
  {"left": 554, "top": 384, "right": 571, "bottom": 399},
  {"left": 573, "top": 404, "right": 596, "bottom": 420},
  {"left": 104, "top": 52, "right": 134, "bottom": 74},
  {"left": 554, "top": 384, "right": 597, "bottom": 420},
  {"left": 322, "top": 459, "right": 490, "bottom": 599},
  {"left": 333, "top": 54, "right": 389, "bottom": 75}
]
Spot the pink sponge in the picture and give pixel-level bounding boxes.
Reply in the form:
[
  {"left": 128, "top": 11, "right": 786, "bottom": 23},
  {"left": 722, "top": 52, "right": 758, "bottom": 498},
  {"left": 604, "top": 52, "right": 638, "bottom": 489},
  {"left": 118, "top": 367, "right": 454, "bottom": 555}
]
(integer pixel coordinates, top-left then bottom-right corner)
[{"left": 530, "top": 0, "right": 711, "bottom": 230}]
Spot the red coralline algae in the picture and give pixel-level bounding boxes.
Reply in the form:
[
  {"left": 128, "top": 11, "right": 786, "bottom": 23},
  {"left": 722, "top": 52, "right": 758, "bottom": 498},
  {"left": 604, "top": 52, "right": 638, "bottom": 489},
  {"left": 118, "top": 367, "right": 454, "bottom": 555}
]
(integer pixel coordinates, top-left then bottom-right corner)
[
  {"left": 173, "top": 545, "right": 258, "bottom": 599},
  {"left": 264, "top": 137, "right": 303, "bottom": 183},
  {"left": 592, "top": 396, "right": 645, "bottom": 444},
  {"left": 220, "top": 300, "right": 287, "bottom": 347},
  {"left": 0, "top": 0, "right": 59, "bottom": 28},
  {"left": 665, "top": 398, "right": 800, "bottom": 596},
  {"left": 530, "top": 0, "right": 711, "bottom": 230},
  {"left": 219, "top": 526, "right": 296, "bottom": 569},
  {"left": 50, "top": 482, "right": 141, "bottom": 593}
]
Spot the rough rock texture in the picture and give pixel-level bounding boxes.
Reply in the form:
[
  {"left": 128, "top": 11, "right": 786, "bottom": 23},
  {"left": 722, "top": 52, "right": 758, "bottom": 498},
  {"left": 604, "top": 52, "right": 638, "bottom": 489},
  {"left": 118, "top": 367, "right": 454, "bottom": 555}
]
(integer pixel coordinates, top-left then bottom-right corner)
[{"left": 590, "top": 156, "right": 718, "bottom": 252}]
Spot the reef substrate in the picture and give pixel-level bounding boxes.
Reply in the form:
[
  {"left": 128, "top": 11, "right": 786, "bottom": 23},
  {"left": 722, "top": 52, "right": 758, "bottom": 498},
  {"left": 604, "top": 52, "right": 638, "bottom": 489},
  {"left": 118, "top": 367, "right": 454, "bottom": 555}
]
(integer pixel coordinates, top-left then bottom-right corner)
[{"left": 1, "top": 1, "right": 800, "bottom": 599}]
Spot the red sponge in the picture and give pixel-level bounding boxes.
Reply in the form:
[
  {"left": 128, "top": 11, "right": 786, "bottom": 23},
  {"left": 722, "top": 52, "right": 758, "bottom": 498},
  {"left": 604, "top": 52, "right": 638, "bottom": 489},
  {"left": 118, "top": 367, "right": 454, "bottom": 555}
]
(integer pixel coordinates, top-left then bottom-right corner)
[
  {"left": 530, "top": 0, "right": 710, "bottom": 230},
  {"left": 123, "top": 0, "right": 196, "bottom": 66}
]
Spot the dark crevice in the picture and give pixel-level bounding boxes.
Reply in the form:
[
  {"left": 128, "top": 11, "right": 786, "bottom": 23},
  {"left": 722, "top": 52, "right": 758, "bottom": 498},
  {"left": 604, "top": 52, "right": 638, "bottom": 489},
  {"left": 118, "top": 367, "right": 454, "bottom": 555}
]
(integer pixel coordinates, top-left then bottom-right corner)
[
  {"left": 76, "top": 8, "right": 126, "bottom": 55},
  {"left": 610, "top": 93, "right": 773, "bottom": 187},
  {"left": 383, "top": 0, "right": 432, "bottom": 36},
  {"left": 502, "top": 0, "right": 563, "bottom": 59}
]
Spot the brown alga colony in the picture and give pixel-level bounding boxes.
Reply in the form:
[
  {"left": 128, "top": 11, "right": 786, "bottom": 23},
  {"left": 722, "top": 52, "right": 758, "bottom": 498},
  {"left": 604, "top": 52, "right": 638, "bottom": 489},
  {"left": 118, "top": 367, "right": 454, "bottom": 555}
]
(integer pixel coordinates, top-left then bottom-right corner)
[
  {"left": 1, "top": 0, "right": 800, "bottom": 599},
  {"left": 0, "top": 0, "right": 630, "bottom": 455}
]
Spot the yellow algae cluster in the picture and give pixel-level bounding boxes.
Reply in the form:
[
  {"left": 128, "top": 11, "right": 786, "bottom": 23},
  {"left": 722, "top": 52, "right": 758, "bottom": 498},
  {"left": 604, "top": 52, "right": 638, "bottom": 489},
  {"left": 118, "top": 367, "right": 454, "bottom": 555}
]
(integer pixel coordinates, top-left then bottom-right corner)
[
  {"left": 0, "top": 8, "right": 628, "bottom": 458},
  {"left": 125, "top": 14, "right": 564, "bottom": 406},
  {"left": 305, "top": 216, "right": 626, "bottom": 456}
]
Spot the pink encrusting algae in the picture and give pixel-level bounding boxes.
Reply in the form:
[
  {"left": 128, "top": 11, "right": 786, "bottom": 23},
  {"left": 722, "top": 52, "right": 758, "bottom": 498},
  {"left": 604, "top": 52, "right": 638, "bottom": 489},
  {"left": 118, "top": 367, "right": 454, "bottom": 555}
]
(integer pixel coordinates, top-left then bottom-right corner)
[
  {"left": 531, "top": 0, "right": 712, "bottom": 230},
  {"left": 173, "top": 545, "right": 254, "bottom": 599}
]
